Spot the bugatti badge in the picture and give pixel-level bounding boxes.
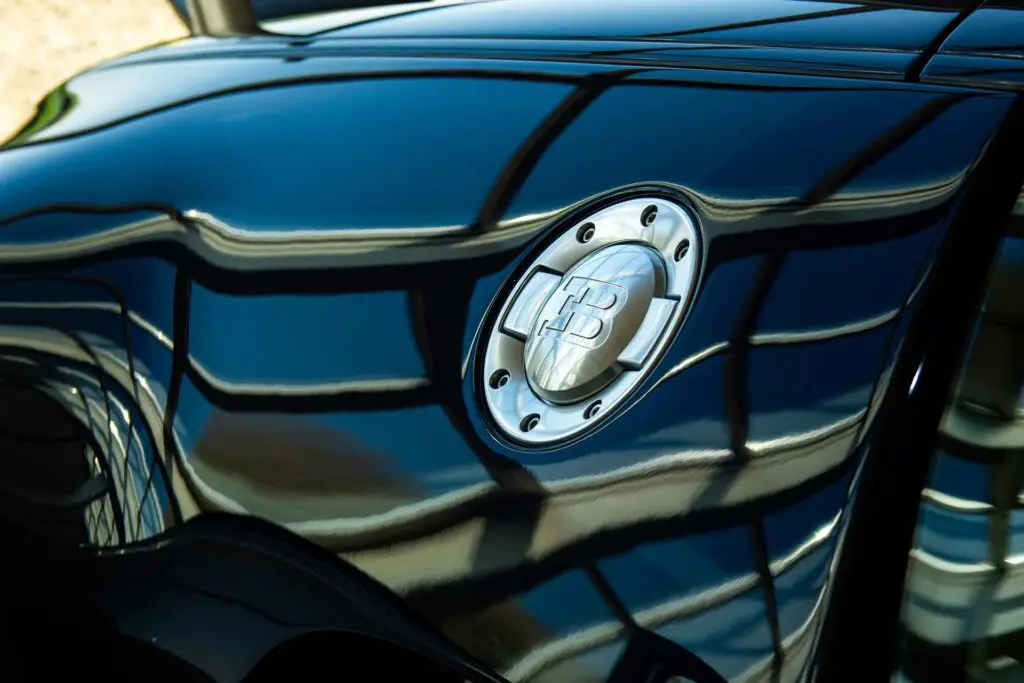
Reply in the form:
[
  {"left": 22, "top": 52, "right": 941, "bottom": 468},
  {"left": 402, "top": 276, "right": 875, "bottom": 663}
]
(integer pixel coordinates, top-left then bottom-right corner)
[{"left": 481, "top": 195, "right": 702, "bottom": 445}]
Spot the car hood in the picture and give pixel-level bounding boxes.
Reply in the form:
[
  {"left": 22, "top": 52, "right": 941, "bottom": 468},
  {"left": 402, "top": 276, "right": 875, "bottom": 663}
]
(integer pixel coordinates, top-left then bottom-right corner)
[
  {"left": 265, "top": 0, "right": 965, "bottom": 54},
  {"left": 3, "top": 0, "right": 974, "bottom": 148}
]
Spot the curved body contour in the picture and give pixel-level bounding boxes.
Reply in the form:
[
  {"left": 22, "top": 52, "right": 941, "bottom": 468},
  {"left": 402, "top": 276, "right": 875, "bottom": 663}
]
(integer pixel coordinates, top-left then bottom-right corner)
[{"left": 2, "top": 1, "right": 1024, "bottom": 681}]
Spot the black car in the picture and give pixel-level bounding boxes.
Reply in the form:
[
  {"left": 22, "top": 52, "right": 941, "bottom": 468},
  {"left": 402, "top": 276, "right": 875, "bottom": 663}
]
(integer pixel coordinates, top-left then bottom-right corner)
[{"left": 1, "top": 1, "right": 1022, "bottom": 681}]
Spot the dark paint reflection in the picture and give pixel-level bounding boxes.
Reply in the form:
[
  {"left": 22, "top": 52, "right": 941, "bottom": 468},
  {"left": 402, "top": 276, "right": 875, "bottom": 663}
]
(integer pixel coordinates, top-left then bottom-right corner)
[
  {"left": 898, "top": 231, "right": 1024, "bottom": 682},
  {"left": 921, "top": 3, "right": 1024, "bottom": 91},
  {"left": 0, "top": 50, "right": 1015, "bottom": 683},
  {"left": 3, "top": 0, "right": 983, "bottom": 150},
  {"left": 309, "top": 0, "right": 957, "bottom": 53},
  {"left": 935, "top": 3, "right": 1024, "bottom": 57},
  {"left": 923, "top": 55, "right": 1024, "bottom": 91}
]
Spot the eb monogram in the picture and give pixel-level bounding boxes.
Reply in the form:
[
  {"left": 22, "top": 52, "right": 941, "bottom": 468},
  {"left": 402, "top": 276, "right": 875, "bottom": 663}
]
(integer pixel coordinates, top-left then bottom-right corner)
[{"left": 538, "top": 276, "right": 627, "bottom": 349}]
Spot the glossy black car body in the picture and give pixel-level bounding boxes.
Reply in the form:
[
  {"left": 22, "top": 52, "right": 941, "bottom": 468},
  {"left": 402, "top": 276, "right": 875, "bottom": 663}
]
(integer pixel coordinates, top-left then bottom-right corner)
[{"left": 1, "top": 1, "right": 1023, "bottom": 681}]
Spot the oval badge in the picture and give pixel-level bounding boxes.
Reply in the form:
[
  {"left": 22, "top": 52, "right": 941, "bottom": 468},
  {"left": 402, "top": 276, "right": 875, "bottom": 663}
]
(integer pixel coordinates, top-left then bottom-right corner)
[{"left": 481, "top": 194, "right": 703, "bottom": 445}]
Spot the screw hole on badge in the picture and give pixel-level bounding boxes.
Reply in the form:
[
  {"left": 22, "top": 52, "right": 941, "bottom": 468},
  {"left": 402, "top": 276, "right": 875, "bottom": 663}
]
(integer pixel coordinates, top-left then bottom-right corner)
[
  {"left": 520, "top": 414, "right": 540, "bottom": 432},
  {"left": 674, "top": 238, "right": 691, "bottom": 262},
  {"left": 584, "top": 401, "right": 602, "bottom": 420},
  {"left": 576, "top": 222, "right": 596, "bottom": 243},
  {"left": 489, "top": 369, "right": 510, "bottom": 389},
  {"left": 641, "top": 204, "right": 658, "bottom": 227}
]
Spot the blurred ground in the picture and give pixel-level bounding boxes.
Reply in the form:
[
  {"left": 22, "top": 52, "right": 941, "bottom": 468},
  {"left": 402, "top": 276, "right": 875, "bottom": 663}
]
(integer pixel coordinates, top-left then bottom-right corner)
[{"left": 0, "top": 0, "right": 187, "bottom": 140}]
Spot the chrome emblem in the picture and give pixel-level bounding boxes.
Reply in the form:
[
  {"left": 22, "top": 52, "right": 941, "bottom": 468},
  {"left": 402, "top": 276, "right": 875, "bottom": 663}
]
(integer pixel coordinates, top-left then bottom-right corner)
[
  {"left": 525, "top": 244, "right": 666, "bottom": 405},
  {"left": 482, "top": 195, "right": 701, "bottom": 445},
  {"left": 538, "top": 276, "right": 626, "bottom": 349}
]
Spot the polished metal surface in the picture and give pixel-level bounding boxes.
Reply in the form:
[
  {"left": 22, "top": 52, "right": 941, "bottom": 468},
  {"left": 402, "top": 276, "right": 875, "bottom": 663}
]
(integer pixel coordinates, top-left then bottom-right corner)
[
  {"left": 523, "top": 243, "right": 667, "bottom": 404},
  {"left": 482, "top": 196, "right": 700, "bottom": 445},
  {"left": 618, "top": 297, "right": 677, "bottom": 370},
  {"left": 502, "top": 271, "right": 562, "bottom": 340}
]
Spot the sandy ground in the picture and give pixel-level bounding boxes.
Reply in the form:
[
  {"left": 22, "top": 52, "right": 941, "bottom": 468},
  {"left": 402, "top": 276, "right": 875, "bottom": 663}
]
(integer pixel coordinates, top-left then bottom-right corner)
[{"left": 0, "top": 0, "right": 187, "bottom": 140}]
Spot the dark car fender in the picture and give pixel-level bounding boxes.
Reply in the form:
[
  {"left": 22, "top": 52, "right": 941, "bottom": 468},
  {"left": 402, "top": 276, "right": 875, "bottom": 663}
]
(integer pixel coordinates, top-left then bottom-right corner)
[{"left": 2, "top": 2, "right": 1024, "bottom": 682}]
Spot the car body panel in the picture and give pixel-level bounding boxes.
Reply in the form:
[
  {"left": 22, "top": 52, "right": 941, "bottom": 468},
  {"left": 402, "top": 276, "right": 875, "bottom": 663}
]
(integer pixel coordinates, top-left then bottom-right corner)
[
  {"left": 6, "top": 44, "right": 922, "bottom": 151},
  {"left": 921, "top": 1, "right": 1024, "bottom": 90},
  {"left": 935, "top": 0, "right": 1024, "bottom": 58},
  {"left": 892, "top": 190, "right": 1024, "bottom": 680},
  {"left": 3, "top": 1, "right": 1024, "bottom": 681},
  {"left": 6, "top": 0, "right": 978, "bottom": 148},
  {"left": 268, "top": 0, "right": 965, "bottom": 53}
]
